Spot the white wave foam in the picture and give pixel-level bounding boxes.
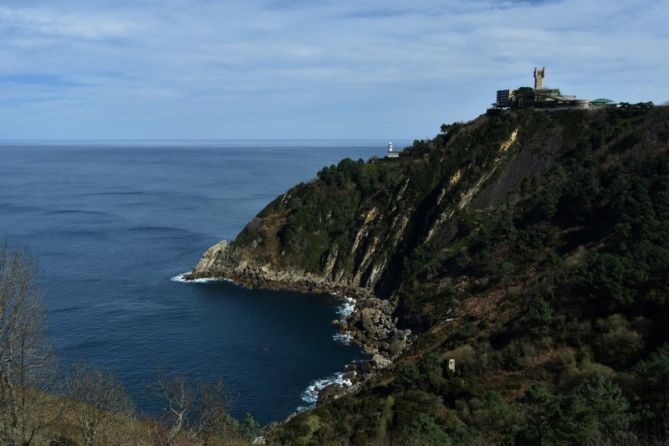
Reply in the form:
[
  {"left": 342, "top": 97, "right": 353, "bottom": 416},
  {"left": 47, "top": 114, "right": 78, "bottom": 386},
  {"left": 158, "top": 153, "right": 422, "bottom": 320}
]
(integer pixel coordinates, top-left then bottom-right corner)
[
  {"left": 170, "top": 272, "right": 231, "bottom": 284},
  {"left": 297, "top": 371, "right": 355, "bottom": 411},
  {"left": 336, "top": 296, "right": 356, "bottom": 318},
  {"left": 332, "top": 332, "right": 353, "bottom": 345}
]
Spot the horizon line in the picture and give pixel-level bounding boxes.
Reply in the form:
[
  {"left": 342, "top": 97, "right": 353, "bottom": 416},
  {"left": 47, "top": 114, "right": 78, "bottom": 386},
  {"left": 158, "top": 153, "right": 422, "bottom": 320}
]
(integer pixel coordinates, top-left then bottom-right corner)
[{"left": 0, "top": 138, "right": 417, "bottom": 143}]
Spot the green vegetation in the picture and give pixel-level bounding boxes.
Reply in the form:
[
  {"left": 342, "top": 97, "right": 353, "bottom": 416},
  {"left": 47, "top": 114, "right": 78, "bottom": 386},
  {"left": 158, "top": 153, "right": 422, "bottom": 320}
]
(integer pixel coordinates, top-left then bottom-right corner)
[{"left": 259, "top": 106, "right": 669, "bottom": 444}]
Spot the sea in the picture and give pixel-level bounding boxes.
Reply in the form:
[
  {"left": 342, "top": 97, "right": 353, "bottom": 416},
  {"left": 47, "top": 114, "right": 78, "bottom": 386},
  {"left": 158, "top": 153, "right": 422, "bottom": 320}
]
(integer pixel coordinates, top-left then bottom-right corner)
[{"left": 0, "top": 140, "right": 409, "bottom": 424}]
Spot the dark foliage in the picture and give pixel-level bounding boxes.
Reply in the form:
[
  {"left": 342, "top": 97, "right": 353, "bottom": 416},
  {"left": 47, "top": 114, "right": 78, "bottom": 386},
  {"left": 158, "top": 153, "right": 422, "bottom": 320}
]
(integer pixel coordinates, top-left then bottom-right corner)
[{"left": 263, "top": 107, "right": 669, "bottom": 445}]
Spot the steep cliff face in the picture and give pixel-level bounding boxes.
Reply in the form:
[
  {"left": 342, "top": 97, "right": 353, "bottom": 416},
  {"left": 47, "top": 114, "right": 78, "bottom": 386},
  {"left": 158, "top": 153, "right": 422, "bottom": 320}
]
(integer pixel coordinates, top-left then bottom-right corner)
[
  {"left": 191, "top": 110, "right": 554, "bottom": 294},
  {"left": 191, "top": 107, "right": 667, "bottom": 304}
]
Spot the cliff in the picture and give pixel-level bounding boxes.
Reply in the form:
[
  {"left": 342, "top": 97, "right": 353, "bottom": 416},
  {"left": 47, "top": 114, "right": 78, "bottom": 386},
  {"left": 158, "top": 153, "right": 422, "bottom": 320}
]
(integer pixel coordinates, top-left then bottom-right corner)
[
  {"left": 190, "top": 109, "right": 558, "bottom": 298},
  {"left": 192, "top": 105, "right": 669, "bottom": 445}
]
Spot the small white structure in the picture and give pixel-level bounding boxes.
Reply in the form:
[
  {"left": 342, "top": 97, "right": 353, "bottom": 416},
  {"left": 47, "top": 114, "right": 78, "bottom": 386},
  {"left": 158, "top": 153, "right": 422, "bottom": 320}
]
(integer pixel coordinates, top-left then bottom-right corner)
[
  {"left": 387, "top": 141, "right": 399, "bottom": 159},
  {"left": 448, "top": 358, "right": 456, "bottom": 373}
]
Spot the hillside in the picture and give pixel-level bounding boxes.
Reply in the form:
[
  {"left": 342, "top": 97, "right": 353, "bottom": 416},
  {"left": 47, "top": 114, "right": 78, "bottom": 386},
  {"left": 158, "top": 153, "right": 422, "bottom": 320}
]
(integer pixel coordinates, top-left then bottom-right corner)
[{"left": 191, "top": 105, "right": 669, "bottom": 445}]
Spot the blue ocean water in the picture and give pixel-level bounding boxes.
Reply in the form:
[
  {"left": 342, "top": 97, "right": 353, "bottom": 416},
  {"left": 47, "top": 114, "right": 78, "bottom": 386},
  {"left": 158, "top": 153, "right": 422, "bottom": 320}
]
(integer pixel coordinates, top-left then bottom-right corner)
[{"left": 0, "top": 140, "right": 408, "bottom": 424}]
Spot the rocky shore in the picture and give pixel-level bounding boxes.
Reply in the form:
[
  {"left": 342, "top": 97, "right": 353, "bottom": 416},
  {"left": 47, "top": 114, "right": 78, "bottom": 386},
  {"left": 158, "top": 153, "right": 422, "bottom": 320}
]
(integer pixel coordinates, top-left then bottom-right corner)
[
  {"left": 185, "top": 239, "right": 413, "bottom": 405},
  {"left": 316, "top": 294, "right": 412, "bottom": 405}
]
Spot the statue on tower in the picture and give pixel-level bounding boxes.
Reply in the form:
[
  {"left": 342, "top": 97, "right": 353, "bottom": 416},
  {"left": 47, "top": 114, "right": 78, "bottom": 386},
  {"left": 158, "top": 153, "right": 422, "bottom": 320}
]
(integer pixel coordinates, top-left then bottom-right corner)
[{"left": 534, "top": 67, "right": 546, "bottom": 90}]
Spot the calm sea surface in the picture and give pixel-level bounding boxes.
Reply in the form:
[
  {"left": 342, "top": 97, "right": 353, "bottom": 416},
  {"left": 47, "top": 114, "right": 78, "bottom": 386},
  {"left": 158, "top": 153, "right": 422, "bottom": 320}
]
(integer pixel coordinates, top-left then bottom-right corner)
[{"left": 0, "top": 140, "right": 409, "bottom": 423}]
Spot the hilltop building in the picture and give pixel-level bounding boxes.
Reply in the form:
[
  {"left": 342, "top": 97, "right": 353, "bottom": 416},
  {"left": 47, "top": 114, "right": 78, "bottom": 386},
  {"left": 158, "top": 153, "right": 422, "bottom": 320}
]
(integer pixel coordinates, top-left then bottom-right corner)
[
  {"left": 387, "top": 142, "right": 399, "bottom": 159},
  {"left": 496, "top": 68, "right": 594, "bottom": 110}
]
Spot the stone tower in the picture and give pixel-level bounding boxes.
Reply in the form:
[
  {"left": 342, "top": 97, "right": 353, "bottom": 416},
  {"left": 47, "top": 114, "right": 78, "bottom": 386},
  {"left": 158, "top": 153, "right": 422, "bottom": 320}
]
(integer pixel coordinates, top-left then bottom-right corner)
[{"left": 534, "top": 67, "right": 546, "bottom": 90}]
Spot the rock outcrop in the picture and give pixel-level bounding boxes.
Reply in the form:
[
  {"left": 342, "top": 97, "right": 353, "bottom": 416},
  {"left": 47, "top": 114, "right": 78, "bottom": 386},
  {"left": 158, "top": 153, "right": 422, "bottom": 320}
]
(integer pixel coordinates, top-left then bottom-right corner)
[{"left": 188, "top": 240, "right": 371, "bottom": 299}]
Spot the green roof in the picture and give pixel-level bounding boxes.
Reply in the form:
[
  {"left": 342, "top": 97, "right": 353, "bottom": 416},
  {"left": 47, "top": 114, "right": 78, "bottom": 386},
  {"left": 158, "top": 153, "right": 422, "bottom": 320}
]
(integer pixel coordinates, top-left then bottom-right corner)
[{"left": 591, "top": 98, "right": 615, "bottom": 104}]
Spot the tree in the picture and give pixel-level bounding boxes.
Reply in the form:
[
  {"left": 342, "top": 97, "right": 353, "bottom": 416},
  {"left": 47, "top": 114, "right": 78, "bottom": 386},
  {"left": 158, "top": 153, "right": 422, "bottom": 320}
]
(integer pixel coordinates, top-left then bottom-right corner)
[
  {"left": 524, "top": 298, "right": 553, "bottom": 338},
  {"left": 192, "top": 379, "right": 237, "bottom": 445},
  {"left": 475, "top": 392, "right": 517, "bottom": 437},
  {"left": 395, "top": 364, "right": 420, "bottom": 390},
  {"left": 407, "top": 414, "right": 452, "bottom": 446},
  {"left": 66, "top": 363, "right": 134, "bottom": 446},
  {"left": 593, "top": 314, "right": 643, "bottom": 367},
  {"left": 154, "top": 374, "right": 194, "bottom": 446},
  {"left": 153, "top": 374, "right": 236, "bottom": 446},
  {"left": 518, "top": 384, "right": 557, "bottom": 445},
  {"left": 418, "top": 352, "right": 441, "bottom": 377},
  {"left": 241, "top": 413, "right": 260, "bottom": 437},
  {"left": 517, "top": 377, "right": 632, "bottom": 445},
  {"left": 574, "top": 375, "right": 631, "bottom": 443},
  {"left": 634, "top": 343, "right": 669, "bottom": 440},
  {"left": 0, "top": 244, "right": 61, "bottom": 445}
]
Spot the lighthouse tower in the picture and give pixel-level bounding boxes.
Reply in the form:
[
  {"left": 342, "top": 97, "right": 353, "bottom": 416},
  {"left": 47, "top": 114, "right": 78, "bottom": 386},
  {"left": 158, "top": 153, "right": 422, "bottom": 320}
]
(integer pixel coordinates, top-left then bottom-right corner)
[{"left": 387, "top": 141, "right": 399, "bottom": 159}]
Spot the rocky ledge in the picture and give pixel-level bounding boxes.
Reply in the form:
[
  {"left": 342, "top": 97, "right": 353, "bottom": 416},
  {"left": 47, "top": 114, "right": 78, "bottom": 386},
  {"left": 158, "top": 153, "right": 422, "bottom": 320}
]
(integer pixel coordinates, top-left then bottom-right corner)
[
  {"left": 186, "top": 240, "right": 371, "bottom": 299},
  {"left": 186, "top": 239, "right": 412, "bottom": 402},
  {"left": 337, "top": 296, "right": 412, "bottom": 364}
]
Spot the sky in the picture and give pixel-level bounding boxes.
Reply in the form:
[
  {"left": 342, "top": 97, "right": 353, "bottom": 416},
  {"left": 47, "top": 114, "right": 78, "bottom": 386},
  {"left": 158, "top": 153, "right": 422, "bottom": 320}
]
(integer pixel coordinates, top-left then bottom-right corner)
[{"left": 0, "top": 0, "right": 667, "bottom": 140}]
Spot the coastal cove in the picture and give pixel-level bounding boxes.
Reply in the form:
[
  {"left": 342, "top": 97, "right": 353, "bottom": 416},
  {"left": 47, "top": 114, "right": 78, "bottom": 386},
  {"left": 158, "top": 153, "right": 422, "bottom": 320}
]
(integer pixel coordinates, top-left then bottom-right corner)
[{"left": 0, "top": 140, "right": 409, "bottom": 424}]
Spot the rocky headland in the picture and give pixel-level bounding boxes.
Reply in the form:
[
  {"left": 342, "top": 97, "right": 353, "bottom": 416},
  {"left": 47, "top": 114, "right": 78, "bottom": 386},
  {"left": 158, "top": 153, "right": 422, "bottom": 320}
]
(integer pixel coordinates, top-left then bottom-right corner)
[{"left": 188, "top": 105, "right": 669, "bottom": 445}]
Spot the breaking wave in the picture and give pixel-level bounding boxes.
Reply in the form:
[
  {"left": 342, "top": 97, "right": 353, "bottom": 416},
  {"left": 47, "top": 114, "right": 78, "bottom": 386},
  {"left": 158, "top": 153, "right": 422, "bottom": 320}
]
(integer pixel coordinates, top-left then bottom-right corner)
[
  {"left": 297, "top": 371, "right": 355, "bottom": 411},
  {"left": 170, "top": 272, "right": 232, "bottom": 284},
  {"left": 332, "top": 332, "right": 353, "bottom": 345},
  {"left": 336, "top": 296, "right": 355, "bottom": 317}
]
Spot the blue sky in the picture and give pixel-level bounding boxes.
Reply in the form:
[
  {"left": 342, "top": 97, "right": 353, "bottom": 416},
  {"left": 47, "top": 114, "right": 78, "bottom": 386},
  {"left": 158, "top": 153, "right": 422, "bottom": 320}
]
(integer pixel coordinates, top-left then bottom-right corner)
[{"left": 0, "top": 0, "right": 667, "bottom": 139}]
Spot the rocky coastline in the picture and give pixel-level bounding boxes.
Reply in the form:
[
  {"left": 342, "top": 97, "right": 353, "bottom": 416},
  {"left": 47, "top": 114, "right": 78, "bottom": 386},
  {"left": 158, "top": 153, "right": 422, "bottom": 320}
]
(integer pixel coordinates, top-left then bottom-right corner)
[
  {"left": 316, "top": 294, "right": 412, "bottom": 405},
  {"left": 185, "top": 239, "right": 413, "bottom": 406}
]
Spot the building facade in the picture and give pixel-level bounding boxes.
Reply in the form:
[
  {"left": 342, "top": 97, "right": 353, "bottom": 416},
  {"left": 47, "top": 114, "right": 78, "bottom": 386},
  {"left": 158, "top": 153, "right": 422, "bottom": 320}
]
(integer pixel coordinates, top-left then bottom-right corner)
[{"left": 495, "top": 68, "right": 591, "bottom": 110}]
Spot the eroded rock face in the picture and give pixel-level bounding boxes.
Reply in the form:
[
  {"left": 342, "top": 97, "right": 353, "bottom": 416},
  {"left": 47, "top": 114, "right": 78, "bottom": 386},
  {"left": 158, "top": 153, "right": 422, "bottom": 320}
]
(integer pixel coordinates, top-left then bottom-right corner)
[
  {"left": 188, "top": 241, "right": 372, "bottom": 299},
  {"left": 372, "top": 354, "right": 392, "bottom": 369},
  {"left": 197, "top": 232, "right": 361, "bottom": 295},
  {"left": 190, "top": 240, "right": 227, "bottom": 274}
]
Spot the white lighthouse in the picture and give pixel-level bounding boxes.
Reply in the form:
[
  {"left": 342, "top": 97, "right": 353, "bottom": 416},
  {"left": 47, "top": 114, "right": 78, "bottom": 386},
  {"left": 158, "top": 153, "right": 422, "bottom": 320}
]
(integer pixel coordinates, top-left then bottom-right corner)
[{"left": 387, "top": 141, "right": 399, "bottom": 159}]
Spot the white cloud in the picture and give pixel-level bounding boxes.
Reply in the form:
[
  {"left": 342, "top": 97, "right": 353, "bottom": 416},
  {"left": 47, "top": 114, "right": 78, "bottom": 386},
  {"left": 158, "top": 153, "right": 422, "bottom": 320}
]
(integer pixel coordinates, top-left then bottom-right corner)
[
  {"left": 0, "top": 0, "right": 667, "bottom": 138},
  {"left": 0, "top": 7, "right": 139, "bottom": 40}
]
